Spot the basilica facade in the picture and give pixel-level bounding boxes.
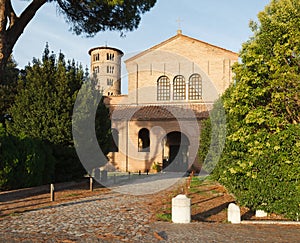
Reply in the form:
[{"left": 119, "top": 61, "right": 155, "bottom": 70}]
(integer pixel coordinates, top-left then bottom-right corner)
[{"left": 89, "top": 30, "right": 238, "bottom": 172}]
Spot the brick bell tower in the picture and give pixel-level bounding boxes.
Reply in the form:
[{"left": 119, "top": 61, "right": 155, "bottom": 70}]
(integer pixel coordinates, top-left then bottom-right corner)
[{"left": 89, "top": 46, "right": 123, "bottom": 96}]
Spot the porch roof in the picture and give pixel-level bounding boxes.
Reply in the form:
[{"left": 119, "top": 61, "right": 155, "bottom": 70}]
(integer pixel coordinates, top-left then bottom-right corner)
[{"left": 110, "top": 104, "right": 211, "bottom": 121}]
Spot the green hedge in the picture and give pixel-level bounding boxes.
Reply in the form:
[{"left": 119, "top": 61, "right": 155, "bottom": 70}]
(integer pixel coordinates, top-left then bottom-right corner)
[
  {"left": 0, "top": 124, "right": 55, "bottom": 190},
  {"left": 53, "top": 145, "right": 85, "bottom": 183}
]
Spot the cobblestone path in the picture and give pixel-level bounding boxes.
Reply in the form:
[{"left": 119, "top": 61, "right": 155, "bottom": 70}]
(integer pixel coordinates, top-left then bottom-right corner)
[
  {"left": 0, "top": 190, "right": 156, "bottom": 242},
  {"left": 1, "top": 183, "right": 300, "bottom": 242},
  {"left": 151, "top": 222, "right": 300, "bottom": 242}
]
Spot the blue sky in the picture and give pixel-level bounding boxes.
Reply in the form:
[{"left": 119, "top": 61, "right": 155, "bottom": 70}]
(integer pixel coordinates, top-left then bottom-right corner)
[{"left": 12, "top": 0, "right": 270, "bottom": 77}]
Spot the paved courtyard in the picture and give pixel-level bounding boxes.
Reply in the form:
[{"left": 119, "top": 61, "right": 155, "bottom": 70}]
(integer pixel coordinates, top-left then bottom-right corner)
[{"left": 0, "top": 178, "right": 300, "bottom": 242}]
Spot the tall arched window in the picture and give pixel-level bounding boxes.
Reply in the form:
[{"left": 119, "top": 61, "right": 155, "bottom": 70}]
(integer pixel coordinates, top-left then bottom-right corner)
[
  {"left": 138, "top": 128, "right": 150, "bottom": 152},
  {"left": 110, "top": 129, "right": 119, "bottom": 152},
  {"left": 173, "top": 75, "right": 186, "bottom": 100},
  {"left": 188, "top": 74, "right": 202, "bottom": 100},
  {"left": 157, "top": 76, "right": 170, "bottom": 101}
]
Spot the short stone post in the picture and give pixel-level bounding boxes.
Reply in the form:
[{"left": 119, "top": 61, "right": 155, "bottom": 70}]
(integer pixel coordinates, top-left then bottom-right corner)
[
  {"left": 89, "top": 177, "right": 93, "bottom": 191},
  {"left": 255, "top": 210, "right": 268, "bottom": 217},
  {"left": 228, "top": 203, "right": 241, "bottom": 224},
  {"left": 185, "top": 175, "right": 192, "bottom": 194},
  {"left": 172, "top": 194, "right": 191, "bottom": 223},
  {"left": 50, "top": 184, "right": 55, "bottom": 202}
]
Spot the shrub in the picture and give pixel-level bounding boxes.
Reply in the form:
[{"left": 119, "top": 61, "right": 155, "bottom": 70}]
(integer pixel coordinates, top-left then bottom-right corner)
[
  {"left": 213, "top": 124, "right": 300, "bottom": 220},
  {"left": 152, "top": 162, "right": 162, "bottom": 172}
]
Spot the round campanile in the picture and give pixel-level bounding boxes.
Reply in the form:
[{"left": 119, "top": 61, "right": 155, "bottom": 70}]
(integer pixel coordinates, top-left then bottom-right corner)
[{"left": 88, "top": 46, "right": 123, "bottom": 96}]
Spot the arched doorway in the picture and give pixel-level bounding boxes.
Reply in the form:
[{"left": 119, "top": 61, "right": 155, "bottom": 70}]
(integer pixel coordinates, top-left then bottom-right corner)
[{"left": 163, "top": 131, "right": 190, "bottom": 172}]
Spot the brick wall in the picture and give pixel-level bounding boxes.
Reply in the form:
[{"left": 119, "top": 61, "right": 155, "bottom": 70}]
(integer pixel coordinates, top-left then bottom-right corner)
[
  {"left": 108, "top": 119, "right": 203, "bottom": 172},
  {"left": 104, "top": 33, "right": 238, "bottom": 172}
]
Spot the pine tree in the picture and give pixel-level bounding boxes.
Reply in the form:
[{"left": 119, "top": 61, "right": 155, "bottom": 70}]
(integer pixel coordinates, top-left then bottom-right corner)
[{"left": 0, "top": 0, "right": 157, "bottom": 77}]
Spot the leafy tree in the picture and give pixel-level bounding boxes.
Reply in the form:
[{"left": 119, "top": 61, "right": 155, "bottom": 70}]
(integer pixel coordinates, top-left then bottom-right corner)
[
  {"left": 72, "top": 75, "right": 111, "bottom": 175},
  {"left": 198, "top": 118, "right": 211, "bottom": 168},
  {"left": 95, "top": 97, "right": 112, "bottom": 157},
  {"left": 198, "top": 98, "right": 226, "bottom": 174},
  {"left": 212, "top": 0, "right": 300, "bottom": 220},
  {"left": 0, "top": 0, "right": 157, "bottom": 78}
]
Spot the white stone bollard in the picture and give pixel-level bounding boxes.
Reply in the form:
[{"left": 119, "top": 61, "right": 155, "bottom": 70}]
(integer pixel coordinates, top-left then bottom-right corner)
[
  {"left": 228, "top": 203, "right": 241, "bottom": 224},
  {"left": 50, "top": 184, "right": 55, "bottom": 202},
  {"left": 255, "top": 210, "right": 268, "bottom": 217},
  {"left": 172, "top": 194, "right": 191, "bottom": 223}
]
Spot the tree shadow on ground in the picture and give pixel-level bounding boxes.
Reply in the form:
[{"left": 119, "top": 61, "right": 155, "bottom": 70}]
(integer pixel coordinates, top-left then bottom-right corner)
[
  {"left": 0, "top": 179, "right": 109, "bottom": 217},
  {"left": 191, "top": 195, "right": 224, "bottom": 206},
  {"left": 241, "top": 210, "right": 255, "bottom": 220},
  {"left": 192, "top": 201, "right": 235, "bottom": 222}
]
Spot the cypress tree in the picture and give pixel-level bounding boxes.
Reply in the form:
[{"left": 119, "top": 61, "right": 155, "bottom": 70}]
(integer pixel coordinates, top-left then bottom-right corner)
[{"left": 7, "top": 44, "right": 83, "bottom": 145}]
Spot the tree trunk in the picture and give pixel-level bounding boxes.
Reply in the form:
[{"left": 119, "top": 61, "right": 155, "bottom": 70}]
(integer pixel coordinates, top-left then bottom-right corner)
[
  {"left": 0, "top": 36, "right": 13, "bottom": 80},
  {"left": 0, "top": 0, "right": 8, "bottom": 80},
  {"left": 0, "top": 0, "right": 47, "bottom": 83}
]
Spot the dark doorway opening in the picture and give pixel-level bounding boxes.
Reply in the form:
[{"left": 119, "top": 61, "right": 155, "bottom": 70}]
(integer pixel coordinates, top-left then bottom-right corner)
[{"left": 163, "top": 132, "right": 189, "bottom": 172}]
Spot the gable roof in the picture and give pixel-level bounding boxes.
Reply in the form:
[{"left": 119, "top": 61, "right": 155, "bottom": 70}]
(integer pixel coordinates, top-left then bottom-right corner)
[{"left": 125, "top": 32, "right": 238, "bottom": 63}]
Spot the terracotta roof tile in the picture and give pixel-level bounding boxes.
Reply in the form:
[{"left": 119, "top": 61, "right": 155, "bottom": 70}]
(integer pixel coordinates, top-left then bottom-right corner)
[{"left": 110, "top": 104, "right": 211, "bottom": 121}]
